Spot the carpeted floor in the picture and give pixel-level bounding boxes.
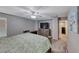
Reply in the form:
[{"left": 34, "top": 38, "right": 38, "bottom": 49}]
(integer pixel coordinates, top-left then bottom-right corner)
[{"left": 51, "top": 39, "right": 67, "bottom": 53}]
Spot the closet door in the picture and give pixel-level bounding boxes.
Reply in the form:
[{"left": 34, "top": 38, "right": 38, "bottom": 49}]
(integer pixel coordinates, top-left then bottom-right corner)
[{"left": 0, "top": 18, "right": 7, "bottom": 37}]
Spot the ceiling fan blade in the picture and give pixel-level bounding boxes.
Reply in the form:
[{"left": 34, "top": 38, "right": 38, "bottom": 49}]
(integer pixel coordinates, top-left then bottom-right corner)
[{"left": 18, "top": 6, "right": 32, "bottom": 11}]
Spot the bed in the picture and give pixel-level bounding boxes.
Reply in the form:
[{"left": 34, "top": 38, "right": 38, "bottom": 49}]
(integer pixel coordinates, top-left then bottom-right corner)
[{"left": 0, "top": 33, "right": 51, "bottom": 53}]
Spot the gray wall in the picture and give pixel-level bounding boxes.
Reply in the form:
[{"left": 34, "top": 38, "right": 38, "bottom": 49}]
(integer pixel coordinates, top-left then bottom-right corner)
[
  {"left": 68, "top": 6, "right": 79, "bottom": 52},
  {"left": 0, "top": 12, "right": 36, "bottom": 36}
]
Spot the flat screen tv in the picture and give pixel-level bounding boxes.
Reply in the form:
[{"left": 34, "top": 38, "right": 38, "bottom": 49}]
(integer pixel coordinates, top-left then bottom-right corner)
[{"left": 40, "top": 23, "right": 49, "bottom": 29}]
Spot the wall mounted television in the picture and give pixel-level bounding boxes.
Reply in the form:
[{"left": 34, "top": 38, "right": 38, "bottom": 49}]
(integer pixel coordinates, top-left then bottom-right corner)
[{"left": 40, "top": 23, "right": 49, "bottom": 29}]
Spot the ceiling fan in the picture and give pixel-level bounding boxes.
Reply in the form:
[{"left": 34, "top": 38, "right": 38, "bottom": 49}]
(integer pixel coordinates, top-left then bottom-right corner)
[
  {"left": 18, "top": 6, "right": 43, "bottom": 19},
  {"left": 30, "top": 10, "right": 42, "bottom": 18}
]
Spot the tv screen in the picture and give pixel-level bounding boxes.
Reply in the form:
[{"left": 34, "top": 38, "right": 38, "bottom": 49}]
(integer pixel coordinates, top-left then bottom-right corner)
[{"left": 40, "top": 23, "right": 49, "bottom": 29}]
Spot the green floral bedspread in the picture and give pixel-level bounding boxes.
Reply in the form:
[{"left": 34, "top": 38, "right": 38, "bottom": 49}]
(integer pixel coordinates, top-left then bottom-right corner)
[{"left": 0, "top": 33, "right": 51, "bottom": 53}]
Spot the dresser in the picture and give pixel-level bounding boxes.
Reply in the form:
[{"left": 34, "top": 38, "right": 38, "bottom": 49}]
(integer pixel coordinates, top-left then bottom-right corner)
[{"left": 37, "top": 28, "right": 52, "bottom": 43}]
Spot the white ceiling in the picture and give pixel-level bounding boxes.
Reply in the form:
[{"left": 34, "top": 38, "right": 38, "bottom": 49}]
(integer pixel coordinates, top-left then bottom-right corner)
[{"left": 0, "top": 6, "right": 72, "bottom": 20}]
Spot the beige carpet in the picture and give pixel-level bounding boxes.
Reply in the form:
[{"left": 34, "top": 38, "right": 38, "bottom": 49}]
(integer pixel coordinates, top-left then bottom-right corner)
[{"left": 51, "top": 40, "right": 67, "bottom": 53}]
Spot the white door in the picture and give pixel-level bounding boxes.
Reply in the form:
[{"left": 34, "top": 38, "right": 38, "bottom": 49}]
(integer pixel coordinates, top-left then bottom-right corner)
[{"left": 0, "top": 18, "right": 7, "bottom": 37}]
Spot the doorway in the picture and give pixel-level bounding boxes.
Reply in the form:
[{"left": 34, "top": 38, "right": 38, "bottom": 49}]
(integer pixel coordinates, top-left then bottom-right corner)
[{"left": 59, "top": 19, "right": 68, "bottom": 42}]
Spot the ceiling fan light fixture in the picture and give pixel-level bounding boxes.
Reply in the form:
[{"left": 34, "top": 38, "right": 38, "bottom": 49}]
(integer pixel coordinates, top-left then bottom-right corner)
[{"left": 31, "top": 15, "right": 36, "bottom": 18}]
